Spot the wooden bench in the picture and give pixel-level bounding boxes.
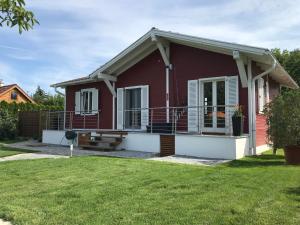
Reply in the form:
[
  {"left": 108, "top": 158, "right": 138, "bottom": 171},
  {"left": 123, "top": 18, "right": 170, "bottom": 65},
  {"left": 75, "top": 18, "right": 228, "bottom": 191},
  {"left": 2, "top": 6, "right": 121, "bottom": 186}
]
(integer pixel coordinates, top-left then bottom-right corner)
[{"left": 78, "top": 131, "right": 127, "bottom": 151}]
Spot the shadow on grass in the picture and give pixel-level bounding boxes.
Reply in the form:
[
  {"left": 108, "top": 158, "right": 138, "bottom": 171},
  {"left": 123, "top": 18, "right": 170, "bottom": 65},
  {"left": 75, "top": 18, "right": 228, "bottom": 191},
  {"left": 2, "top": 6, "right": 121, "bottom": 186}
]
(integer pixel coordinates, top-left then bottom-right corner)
[
  {"left": 0, "top": 137, "right": 28, "bottom": 144},
  {"left": 284, "top": 187, "right": 300, "bottom": 203},
  {"left": 226, "top": 154, "right": 286, "bottom": 168},
  {"left": 0, "top": 145, "right": 38, "bottom": 154}
]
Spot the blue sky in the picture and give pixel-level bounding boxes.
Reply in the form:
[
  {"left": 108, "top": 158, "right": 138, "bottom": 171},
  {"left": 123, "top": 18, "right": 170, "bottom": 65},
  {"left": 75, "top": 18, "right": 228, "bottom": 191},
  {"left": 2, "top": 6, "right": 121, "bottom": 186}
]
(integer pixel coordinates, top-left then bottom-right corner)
[{"left": 0, "top": 0, "right": 299, "bottom": 94}]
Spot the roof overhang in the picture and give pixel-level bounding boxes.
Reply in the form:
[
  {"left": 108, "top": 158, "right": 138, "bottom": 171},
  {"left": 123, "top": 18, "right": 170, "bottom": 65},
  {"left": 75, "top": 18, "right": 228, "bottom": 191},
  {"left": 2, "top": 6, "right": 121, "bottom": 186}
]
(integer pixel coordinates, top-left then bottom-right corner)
[
  {"left": 258, "top": 59, "right": 299, "bottom": 89},
  {"left": 51, "top": 73, "right": 117, "bottom": 88},
  {"left": 51, "top": 77, "right": 96, "bottom": 88},
  {"left": 52, "top": 28, "right": 298, "bottom": 89}
]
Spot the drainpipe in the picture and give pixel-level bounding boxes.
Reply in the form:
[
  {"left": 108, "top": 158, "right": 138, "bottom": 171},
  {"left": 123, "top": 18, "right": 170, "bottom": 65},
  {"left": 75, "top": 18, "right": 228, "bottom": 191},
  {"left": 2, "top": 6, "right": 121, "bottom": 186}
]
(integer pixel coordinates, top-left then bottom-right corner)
[
  {"left": 251, "top": 53, "right": 277, "bottom": 155},
  {"left": 54, "top": 87, "right": 65, "bottom": 96}
]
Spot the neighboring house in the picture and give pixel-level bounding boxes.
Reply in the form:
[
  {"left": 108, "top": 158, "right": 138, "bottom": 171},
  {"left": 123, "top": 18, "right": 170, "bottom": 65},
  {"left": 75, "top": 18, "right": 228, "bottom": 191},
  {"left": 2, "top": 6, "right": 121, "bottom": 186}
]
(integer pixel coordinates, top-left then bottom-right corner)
[
  {"left": 0, "top": 81, "right": 35, "bottom": 104},
  {"left": 46, "top": 28, "right": 298, "bottom": 159}
]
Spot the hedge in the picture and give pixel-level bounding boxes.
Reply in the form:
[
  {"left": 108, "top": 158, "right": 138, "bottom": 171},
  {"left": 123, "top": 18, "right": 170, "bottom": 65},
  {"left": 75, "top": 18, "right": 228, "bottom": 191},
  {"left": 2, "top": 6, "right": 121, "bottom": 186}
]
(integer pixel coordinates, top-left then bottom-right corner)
[{"left": 0, "top": 101, "right": 63, "bottom": 140}]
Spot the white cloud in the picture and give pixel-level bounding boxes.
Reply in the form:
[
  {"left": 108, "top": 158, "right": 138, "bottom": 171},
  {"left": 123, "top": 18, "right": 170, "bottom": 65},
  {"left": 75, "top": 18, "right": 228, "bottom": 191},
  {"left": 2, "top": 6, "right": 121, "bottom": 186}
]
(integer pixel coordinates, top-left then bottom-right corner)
[{"left": 0, "top": 0, "right": 299, "bottom": 93}]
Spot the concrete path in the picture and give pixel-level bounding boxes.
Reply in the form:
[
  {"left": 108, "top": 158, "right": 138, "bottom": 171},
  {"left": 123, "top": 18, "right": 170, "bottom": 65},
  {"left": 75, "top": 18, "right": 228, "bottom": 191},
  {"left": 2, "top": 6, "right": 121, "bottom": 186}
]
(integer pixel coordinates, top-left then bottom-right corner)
[
  {"left": 6, "top": 141, "right": 157, "bottom": 159},
  {"left": 0, "top": 153, "right": 68, "bottom": 162},
  {"left": 5, "top": 141, "right": 229, "bottom": 166},
  {"left": 148, "top": 155, "right": 230, "bottom": 166},
  {"left": 0, "top": 219, "right": 12, "bottom": 225}
]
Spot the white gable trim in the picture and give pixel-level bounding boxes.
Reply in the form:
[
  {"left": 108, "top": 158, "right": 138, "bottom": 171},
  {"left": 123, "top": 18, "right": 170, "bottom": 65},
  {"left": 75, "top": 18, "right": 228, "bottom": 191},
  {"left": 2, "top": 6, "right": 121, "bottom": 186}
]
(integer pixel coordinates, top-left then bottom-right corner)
[{"left": 89, "top": 28, "right": 270, "bottom": 78}]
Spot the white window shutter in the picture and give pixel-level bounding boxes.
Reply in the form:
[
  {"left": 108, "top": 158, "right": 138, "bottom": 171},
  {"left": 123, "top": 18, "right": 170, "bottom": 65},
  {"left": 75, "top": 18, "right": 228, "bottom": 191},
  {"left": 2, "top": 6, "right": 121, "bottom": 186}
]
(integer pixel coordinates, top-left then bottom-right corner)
[
  {"left": 75, "top": 91, "right": 81, "bottom": 115},
  {"left": 225, "top": 76, "right": 239, "bottom": 134},
  {"left": 141, "top": 85, "right": 149, "bottom": 130},
  {"left": 188, "top": 80, "right": 199, "bottom": 132},
  {"left": 258, "top": 78, "right": 265, "bottom": 113},
  {"left": 92, "top": 88, "right": 99, "bottom": 114},
  {"left": 117, "top": 88, "right": 124, "bottom": 130}
]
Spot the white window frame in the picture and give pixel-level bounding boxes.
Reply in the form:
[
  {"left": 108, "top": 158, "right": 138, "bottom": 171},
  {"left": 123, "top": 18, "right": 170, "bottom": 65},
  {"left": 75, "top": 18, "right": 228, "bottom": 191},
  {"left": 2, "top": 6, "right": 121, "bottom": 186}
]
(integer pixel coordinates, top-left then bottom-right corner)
[
  {"left": 118, "top": 85, "right": 149, "bottom": 131},
  {"left": 188, "top": 75, "right": 239, "bottom": 134},
  {"left": 124, "top": 85, "right": 143, "bottom": 131},
  {"left": 80, "top": 88, "right": 97, "bottom": 115},
  {"left": 200, "top": 76, "right": 228, "bottom": 133}
]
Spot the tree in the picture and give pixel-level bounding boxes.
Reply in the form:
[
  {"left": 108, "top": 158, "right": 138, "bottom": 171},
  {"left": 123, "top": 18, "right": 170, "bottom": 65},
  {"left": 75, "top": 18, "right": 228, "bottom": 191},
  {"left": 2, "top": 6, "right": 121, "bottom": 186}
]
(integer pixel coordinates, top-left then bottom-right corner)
[
  {"left": 0, "top": 0, "right": 39, "bottom": 33},
  {"left": 43, "top": 94, "right": 64, "bottom": 107},
  {"left": 272, "top": 48, "right": 300, "bottom": 86},
  {"left": 32, "top": 86, "right": 64, "bottom": 108},
  {"left": 32, "top": 86, "right": 48, "bottom": 104}
]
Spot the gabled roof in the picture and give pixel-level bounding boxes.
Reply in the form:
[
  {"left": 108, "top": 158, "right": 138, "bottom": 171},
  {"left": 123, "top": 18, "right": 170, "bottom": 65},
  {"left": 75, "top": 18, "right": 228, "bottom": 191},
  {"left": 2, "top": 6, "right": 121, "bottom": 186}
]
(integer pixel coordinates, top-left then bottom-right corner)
[
  {"left": 52, "top": 28, "right": 299, "bottom": 89},
  {"left": 0, "top": 84, "right": 15, "bottom": 95},
  {"left": 0, "top": 84, "right": 35, "bottom": 103}
]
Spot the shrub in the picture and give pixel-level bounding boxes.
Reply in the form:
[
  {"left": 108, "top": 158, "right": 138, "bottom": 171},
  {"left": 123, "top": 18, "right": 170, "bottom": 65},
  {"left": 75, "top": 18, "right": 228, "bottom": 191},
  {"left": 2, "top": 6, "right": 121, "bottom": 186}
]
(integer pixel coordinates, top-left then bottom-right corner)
[
  {"left": 265, "top": 89, "right": 300, "bottom": 153},
  {"left": 0, "top": 101, "right": 64, "bottom": 140},
  {"left": 0, "top": 108, "right": 18, "bottom": 140}
]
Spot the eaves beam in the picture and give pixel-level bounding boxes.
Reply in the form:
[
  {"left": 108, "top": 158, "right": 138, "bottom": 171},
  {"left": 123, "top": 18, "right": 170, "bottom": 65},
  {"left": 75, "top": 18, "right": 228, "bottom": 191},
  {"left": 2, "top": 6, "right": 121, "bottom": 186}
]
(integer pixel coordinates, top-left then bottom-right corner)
[
  {"left": 98, "top": 73, "right": 117, "bottom": 82},
  {"left": 104, "top": 79, "right": 116, "bottom": 97},
  {"left": 97, "top": 73, "right": 117, "bottom": 97},
  {"left": 151, "top": 34, "right": 171, "bottom": 67},
  {"left": 233, "top": 50, "right": 248, "bottom": 88}
]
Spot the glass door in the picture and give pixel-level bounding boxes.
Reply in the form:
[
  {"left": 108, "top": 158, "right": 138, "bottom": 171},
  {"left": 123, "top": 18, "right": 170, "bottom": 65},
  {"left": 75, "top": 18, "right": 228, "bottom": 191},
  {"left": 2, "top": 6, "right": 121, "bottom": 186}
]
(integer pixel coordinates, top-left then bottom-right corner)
[
  {"left": 202, "top": 79, "right": 226, "bottom": 133},
  {"left": 124, "top": 88, "right": 141, "bottom": 129}
]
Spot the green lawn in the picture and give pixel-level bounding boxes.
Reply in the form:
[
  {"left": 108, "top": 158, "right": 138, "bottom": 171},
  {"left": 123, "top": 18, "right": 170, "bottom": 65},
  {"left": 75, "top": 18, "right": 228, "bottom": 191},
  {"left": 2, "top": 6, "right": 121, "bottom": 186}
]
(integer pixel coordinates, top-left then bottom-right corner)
[
  {"left": 0, "top": 150, "right": 299, "bottom": 225},
  {"left": 0, "top": 137, "right": 28, "bottom": 145},
  {"left": 0, "top": 145, "right": 36, "bottom": 158}
]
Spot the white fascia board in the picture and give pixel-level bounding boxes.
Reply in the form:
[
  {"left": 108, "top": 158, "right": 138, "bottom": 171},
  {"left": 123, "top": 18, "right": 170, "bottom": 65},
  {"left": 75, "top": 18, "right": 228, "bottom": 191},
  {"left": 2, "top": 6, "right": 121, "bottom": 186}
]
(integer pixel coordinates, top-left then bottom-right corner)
[
  {"left": 114, "top": 45, "right": 157, "bottom": 76},
  {"left": 89, "top": 29, "right": 154, "bottom": 78},
  {"left": 273, "top": 62, "right": 299, "bottom": 89},
  {"left": 107, "top": 41, "right": 155, "bottom": 75},
  {"left": 51, "top": 77, "right": 93, "bottom": 88},
  {"left": 153, "top": 29, "right": 268, "bottom": 56},
  {"left": 88, "top": 28, "right": 298, "bottom": 90}
]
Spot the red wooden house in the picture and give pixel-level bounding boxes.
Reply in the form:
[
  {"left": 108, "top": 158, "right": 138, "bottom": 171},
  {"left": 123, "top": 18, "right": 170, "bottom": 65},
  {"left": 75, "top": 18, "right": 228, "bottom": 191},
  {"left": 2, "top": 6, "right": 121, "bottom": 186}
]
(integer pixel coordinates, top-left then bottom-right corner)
[{"left": 45, "top": 28, "right": 298, "bottom": 159}]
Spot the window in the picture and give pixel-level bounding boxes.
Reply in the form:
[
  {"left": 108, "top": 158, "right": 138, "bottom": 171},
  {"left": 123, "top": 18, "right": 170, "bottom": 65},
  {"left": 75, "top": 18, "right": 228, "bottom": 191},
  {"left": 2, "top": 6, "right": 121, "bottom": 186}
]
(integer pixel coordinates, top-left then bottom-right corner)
[
  {"left": 117, "top": 85, "right": 149, "bottom": 130},
  {"left": 75, "top": 88, "right": 98, "bottom": 115},
  {"left": 11, "top": 91, "right": 18, "bottom": 100},
  {"left": 124, "top": 88, "right": 142, "bottom": 129},
  {"left": 82, "top": 90, "right": 93, "bottom": 114},
  {"left": 187, "top": 76, "right": 238, "bottom": 134}
]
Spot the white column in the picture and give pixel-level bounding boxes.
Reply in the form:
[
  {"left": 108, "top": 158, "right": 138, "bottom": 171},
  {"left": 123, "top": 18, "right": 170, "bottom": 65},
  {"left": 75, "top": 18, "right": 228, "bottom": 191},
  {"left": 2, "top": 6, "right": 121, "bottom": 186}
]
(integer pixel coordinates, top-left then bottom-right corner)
[
  {"left": 166, "top": 66, "right": 170, "bottom": 123},
  {"left": 112, "top": 82, "right": 115, "bottom": 130},
  {"left": 247, "top": 59, "right": 253, "bottom": 155},
  {"left": 252, "top": 79, "right": 257, "bottom": 155}
]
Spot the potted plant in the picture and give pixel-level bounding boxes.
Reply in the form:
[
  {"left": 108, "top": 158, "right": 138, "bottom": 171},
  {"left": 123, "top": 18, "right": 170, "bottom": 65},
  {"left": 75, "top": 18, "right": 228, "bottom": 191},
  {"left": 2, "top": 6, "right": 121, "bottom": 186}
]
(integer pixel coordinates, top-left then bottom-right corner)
[
  {"left": 265, "top": 90, "right": 300, "bottom": 165},
  {"left": 232, "top": 105, "right": 243, "bottom": 136}
]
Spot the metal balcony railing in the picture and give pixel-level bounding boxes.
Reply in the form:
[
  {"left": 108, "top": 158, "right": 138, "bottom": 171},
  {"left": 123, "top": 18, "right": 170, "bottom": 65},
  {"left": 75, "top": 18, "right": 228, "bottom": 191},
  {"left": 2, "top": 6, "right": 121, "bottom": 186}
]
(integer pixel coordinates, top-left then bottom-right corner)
[{"left": 44, "top": 105, "right": 238, "bottom": 135}]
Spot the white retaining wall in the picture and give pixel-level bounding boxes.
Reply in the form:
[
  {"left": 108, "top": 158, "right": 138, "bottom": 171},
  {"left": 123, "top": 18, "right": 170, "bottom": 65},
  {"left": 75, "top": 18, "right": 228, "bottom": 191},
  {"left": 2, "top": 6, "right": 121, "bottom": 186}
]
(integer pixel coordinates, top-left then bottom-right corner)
[
  {"left": 256, "top": 144, "right": 271, "bottom": 155},
  {"left": 43, "top": 130, "right": 249, "bottom": 159},
  {"left": 117, "top": 133, "right": 160, "bottom": 153},
  {"left": 42, "top": 130, "right": 72, "bottom": 146},
  {"left": 175, "top": 134, "right": 249, "bottom": 159}
]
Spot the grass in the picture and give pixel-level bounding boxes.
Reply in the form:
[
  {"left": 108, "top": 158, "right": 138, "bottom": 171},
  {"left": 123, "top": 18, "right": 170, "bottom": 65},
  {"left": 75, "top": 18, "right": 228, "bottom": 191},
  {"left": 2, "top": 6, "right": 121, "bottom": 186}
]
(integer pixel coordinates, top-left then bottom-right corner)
[
  {"left": 0, "top": 150, "right": 299, "bottom": 225},
  {"left": 0, "top": 145, "right": 37, "bottom": 158},
  {"left": 0, "top": 137, "right": 28, "bottom": 145}
]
